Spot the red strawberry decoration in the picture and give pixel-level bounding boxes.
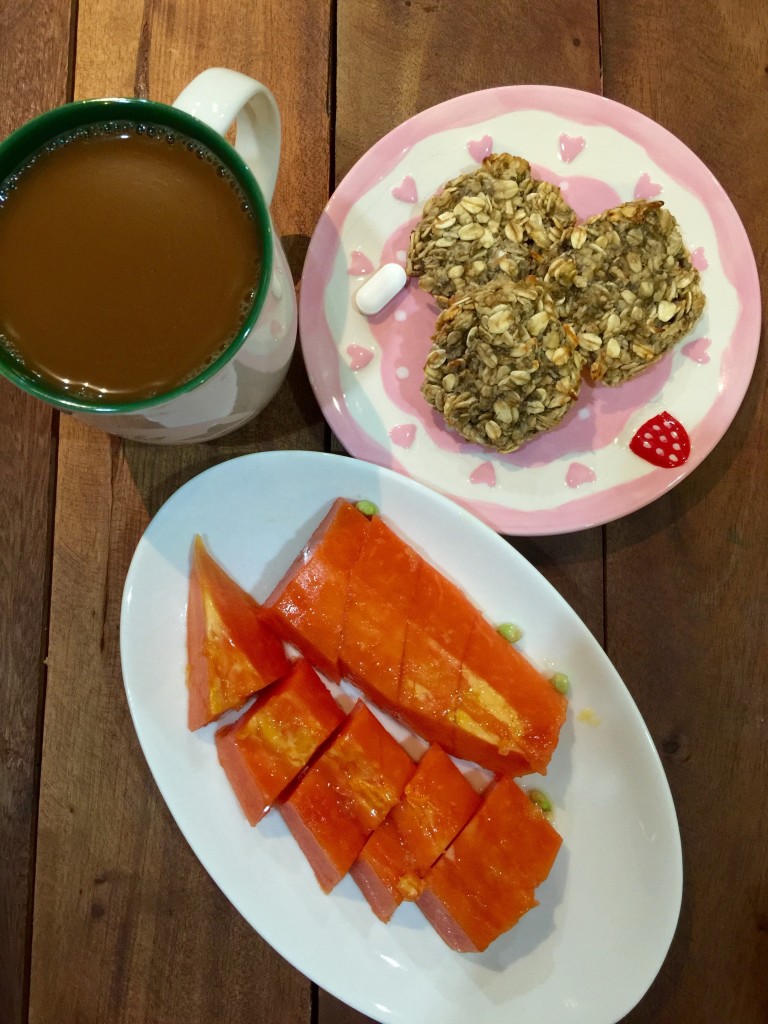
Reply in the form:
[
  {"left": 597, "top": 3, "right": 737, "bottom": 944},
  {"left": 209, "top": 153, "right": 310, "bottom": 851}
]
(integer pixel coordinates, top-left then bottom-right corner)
[{"left": 629, "top": 411, "right": 691, "bottom": 468}]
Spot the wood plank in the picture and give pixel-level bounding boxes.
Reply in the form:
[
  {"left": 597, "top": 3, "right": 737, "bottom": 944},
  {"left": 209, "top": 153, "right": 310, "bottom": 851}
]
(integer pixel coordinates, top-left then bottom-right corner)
[
  {"left": 0, "top": 392, "right": 55, "bottom": 1024},
  {"left": 333, "top": 0, "right": 604, "bottom": 636},
  {"left": 0, "top": 3, "right": 72, "bottom": 1023},
  {"left": 335, "top": 0, "right": 602, "bottom": 184},
  {"left": 323, "top": 3, "right": 603, "bottom": 1020},
  {"left": 601, "top": 1, "right": 768, "bottom": 1021},
  {"left": 29, "top": 1, "right": 330, "bottom": 1021}
]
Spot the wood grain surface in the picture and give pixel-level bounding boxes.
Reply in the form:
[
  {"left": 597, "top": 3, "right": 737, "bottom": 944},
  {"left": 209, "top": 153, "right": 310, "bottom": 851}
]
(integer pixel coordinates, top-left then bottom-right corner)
[
  {"left": 601, "top": 3, "right": 768, "bottom": 1019},
  {"left": 27, "top": 2, "right": 328, "bottom": 1023},
  {"left": 0, "top": 1, "right": 766, "bottom": 1023},
  {"left": 0, "top": 3, "right": 71, "bottom": 1022}
]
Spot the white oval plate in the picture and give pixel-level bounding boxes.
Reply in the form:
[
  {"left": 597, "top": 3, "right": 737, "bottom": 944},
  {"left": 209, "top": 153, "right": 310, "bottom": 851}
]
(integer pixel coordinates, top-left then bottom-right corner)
[
  {"left": 120, "top": 450, "right": 682, "bottom": 1024},
  {"left": 299, "top": 86, "right": 760, "bottom": 534}
]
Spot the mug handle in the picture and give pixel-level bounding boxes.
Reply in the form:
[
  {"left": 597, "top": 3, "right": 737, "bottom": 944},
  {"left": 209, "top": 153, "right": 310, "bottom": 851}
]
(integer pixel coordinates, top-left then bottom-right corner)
[{"left": 173, "top": 68, "right": 281, "bottom": 206}]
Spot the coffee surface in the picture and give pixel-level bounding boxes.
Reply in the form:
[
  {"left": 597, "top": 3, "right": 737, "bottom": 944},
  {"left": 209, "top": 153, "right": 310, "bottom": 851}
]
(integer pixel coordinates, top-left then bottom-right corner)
[{"left": 0, "top": 124, "right": 263, "bottom": 402}]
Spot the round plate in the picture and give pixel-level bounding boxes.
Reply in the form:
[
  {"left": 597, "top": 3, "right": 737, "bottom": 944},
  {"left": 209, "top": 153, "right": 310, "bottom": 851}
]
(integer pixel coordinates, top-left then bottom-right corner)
[
  {"left": 120, "top": 450, "right": 682, "bottom": 1024},
  {"left": 299, "top": 85, "right": 760, "bottom": 534}
]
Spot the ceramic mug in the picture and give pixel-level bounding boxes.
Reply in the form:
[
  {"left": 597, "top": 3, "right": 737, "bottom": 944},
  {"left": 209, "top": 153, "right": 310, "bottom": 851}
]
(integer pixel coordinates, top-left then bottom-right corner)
[{"left": 0, "top": 68, "right": 297, "bottom": 443}]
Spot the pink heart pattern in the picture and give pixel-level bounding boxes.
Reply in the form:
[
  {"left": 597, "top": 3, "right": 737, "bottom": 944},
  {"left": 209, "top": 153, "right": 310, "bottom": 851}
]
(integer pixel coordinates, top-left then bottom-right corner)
[
  {"left": 348, "top": 249, "right": 374, "bottom": 276},
  {"left": 682, "top": 336, "right": 711, "bottom": 364},
  {"left": 346, "top": 344, "right": 374, "bottom": 371},
  {"left": 391, "top": 176, "right": 418, "bottom": 203},
  {"left": 565, "top": 462, "right": 597, "bottom": 489},
  {"left": 388, "top": 423, "right": 416, "bottom": 448},
  {"left": 467, "top": 135, "right": 493, "bottom": 163},
  {"left": 558, "top": 133, "right": 586, "bottom": 163},
  {"left": 633, "top": 172, "right": 662, "bottom": 200},
  {"left": 690, "top": 247, "right": 709, "bottom": 271},
  {"left": 469, "top": 462, "right": 496, "bottom": 487}
]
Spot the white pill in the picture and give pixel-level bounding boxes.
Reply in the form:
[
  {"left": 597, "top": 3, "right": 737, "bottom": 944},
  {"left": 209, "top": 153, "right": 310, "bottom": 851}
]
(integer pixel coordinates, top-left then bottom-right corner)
[{"left": 354, "top": 263, "right": 407, "bottom": 316}]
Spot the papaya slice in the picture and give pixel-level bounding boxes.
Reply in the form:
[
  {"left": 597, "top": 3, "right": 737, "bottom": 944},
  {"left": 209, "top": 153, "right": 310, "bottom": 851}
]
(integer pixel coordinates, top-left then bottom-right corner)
[
  {"left": 339, "top": 516, "right": 420, "bottom": 707},
  {"left": 351, "top": 744, "right": 482, "bottom": 922},
  {"left": 215, "top": 659, "right": 344, "bottom": 825},
  {"left": 186, "top": 535, "right": 289, "bottom": 730},
  {"left": 397, "top": 558, "right": 480, "bottom": 750},
  {"left": 279, "top": 701, "right": 414, "bottom": 893},
  {"left": 407, "top": 557, "right": 479, "bottom": 659},
  {"left": 418, "top": 775, "right": 562, "bottom": 952},
  {"left": 265, "top": 500, "right": 566, "bottom": 777},
  {"left": 453, "top": 618, "right": 567, "bottom": 775},
  {"left": 397, "top": 627, "right": 463, "bottom": 753},
  {"left": 265, "top": 499, "right": 370, "bottom": 681}
]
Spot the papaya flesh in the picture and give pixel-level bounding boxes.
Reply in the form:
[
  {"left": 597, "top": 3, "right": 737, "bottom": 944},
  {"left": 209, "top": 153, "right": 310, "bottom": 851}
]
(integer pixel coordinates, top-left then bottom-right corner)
[
  {"left": 279, "top": 700, "right": 415, "bottom": 893},
  {"left": 187, "top": 535, "right": 289, "bottom": 730},
  {"left": 418, "top": 775, "right": 563, "bottom": 952},
  {"left": 351, "top": 744, "right": 482, "bottom": 922},
  {"left": 215, "top": 659, "right": 344, "bottom": 824},
  {"left": 266, "top": 501, "right": 567, "bottom": 776}
]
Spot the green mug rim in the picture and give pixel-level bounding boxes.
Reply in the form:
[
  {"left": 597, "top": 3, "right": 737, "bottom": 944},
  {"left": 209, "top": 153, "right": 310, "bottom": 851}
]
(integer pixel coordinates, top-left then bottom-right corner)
[{"left": 0, "top": 96, "right": 274, "bottom": 414}]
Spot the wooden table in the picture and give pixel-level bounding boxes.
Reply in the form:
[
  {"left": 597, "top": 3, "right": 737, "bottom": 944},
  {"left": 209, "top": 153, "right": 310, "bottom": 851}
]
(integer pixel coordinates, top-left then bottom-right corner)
[{"left": 1, "top": 2, "right": 766, "bottom": 1021}]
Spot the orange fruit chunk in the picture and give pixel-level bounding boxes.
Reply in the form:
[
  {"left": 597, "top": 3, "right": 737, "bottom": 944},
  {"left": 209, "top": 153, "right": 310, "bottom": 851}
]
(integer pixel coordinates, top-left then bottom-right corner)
[
  {"left": 418, "top": 775, "right": 562, "bottom": 952},
  {"left": 339, "top": 516, "right": 420, "bottom": 706},
  {"left": 215, "top": 659, "right": 344, "bottom": 824},
  {"left": 186, "top": 535, "right": 289, "bottom": 730},
  {"left": 264, "top": 499, "right": 567, "bottom": 777},
  {"left": 351, "top": 744, "right": 482, "bottom": 921},
  {"left": 265, "top": 499, "right": 370, "bottom": 681},
  {"left": 279, "top": 701, "right": 414, "bottom": 893},
  {"left": 453, "top": 617, "right": 567, "bottom": 775}
]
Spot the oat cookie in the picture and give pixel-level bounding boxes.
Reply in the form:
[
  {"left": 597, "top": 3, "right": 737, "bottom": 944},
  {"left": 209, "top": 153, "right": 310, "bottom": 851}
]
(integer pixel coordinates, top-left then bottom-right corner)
[
  {"left": 544, "top": 200, "right": 706, "bottom": 386},
  {"left": 406, "top": 153, "right": 576, "bottom": 307},
  {"left": 422, "top": 279, "right": 584, "bottom": 453}
]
